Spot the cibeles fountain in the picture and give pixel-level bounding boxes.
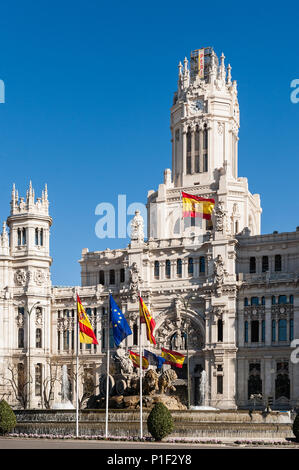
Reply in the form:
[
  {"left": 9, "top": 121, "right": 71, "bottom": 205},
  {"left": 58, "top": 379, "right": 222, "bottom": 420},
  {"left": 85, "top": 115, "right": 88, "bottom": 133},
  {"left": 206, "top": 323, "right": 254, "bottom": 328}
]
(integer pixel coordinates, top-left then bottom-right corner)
[
  {"left": 52, "top": 364, "right": 75, "bottom": 410},
  {"left": 87, "top": 348, "right": 188, "bottom": 410}
]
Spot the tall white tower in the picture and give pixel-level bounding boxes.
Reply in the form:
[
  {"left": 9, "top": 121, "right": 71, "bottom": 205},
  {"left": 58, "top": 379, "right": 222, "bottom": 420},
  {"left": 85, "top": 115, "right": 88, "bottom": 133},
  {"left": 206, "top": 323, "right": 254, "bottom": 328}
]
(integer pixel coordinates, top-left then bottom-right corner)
[
  {"left": 147, "top": 47, "right": 262, "bottom": 240},
  {"left": 0, "top": 182, "right": 53, "bottom": 408}
]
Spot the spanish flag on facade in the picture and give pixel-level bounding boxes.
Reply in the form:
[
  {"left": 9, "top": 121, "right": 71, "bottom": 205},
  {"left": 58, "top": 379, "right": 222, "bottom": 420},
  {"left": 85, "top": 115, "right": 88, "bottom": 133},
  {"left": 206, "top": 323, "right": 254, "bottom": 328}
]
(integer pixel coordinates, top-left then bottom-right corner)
[
  {"left": 161, "top": 348, "right": 185, "bottom": 369},
  {"left": 77, "top": 295, "right": 98, "bottom": 344},
  {"left": 139, "top": 295, "right": 156, "bottom": 345},
  {"left": 129, "top": 350, "right": 149, "bottom": 370},
  {"left": 182, "top": 191, "right": 215, "bottom": 220}
]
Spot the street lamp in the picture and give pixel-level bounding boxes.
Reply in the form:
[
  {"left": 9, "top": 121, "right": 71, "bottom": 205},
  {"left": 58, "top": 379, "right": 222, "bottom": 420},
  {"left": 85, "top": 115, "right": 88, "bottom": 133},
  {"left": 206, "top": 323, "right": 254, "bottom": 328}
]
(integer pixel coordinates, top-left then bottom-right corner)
[{"left": 27, "top": 301, "right": 41, "bottom": 409}]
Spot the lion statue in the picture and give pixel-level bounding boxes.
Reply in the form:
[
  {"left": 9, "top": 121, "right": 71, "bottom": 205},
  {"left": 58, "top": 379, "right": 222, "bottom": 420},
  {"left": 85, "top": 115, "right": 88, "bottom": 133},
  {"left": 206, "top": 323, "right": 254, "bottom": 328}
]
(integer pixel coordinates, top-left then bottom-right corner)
[
  {"left": 144, "top": 369, "right": 159, "bottom": 395},
  {"left": 158, "top": 369, "right": 178, "bottom": 394}
]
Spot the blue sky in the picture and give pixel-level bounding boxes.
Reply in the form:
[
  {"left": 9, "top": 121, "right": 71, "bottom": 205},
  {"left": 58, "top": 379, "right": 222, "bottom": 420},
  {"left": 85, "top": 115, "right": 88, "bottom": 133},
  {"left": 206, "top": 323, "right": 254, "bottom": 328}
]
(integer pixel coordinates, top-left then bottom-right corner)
[{"left": 0, "top": 0, "right": 298, "bottom": 286}]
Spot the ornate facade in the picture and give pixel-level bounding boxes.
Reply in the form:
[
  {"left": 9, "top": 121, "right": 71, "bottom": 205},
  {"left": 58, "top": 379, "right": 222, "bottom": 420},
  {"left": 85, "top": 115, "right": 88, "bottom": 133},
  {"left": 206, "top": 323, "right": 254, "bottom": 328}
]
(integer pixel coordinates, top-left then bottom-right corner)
[{"left": 0, "top": 47, "right": 298, "bottom": 410}]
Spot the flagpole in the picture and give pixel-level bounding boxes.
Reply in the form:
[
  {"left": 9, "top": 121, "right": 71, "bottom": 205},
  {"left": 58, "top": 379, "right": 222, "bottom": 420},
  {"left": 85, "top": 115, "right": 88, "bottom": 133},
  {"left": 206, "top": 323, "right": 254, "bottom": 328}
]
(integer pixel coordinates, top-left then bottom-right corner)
[
  {"left": 139, "top": 291, "right": 143, "bottom": 439},
  {"left": 105, "top": 293, "right": 110, "bottom": 438},
  {"left": 75, "top": 288, "right": 79, "bottom": 438}
]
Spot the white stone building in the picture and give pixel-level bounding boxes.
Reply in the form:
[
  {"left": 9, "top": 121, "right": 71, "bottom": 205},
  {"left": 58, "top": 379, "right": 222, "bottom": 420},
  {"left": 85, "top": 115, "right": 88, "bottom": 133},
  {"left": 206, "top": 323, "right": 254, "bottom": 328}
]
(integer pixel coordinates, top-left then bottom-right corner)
[{"left": 0, "top": 47, "right": 298, "bottom": 410}]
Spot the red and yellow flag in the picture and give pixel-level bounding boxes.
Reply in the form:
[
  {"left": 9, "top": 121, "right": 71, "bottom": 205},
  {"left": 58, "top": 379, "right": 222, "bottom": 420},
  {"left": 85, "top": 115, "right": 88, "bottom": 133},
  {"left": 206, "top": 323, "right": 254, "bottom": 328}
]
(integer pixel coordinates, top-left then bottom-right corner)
[
  {"left": 77, "top": 295, "right": 98, "bottom": 344},
  {"left": 129, "top": 350, "right": 149, "bottom": 370},
  {"left": 161, "top": 348, "right": 185, "bottom": 369},
  {"left": 182, "top": 191, "right": 215, "bottom": 220},
  {"left": 139, "top": 296, "right": 156, "bottom": 345}
]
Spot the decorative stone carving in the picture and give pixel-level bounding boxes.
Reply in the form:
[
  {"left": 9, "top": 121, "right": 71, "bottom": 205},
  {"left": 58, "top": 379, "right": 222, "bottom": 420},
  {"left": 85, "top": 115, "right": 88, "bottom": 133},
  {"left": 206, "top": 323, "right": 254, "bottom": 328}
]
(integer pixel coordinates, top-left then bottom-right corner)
[
  {"left": 14, "top": 269, "right": 26, "bottom": 286},
  {"left": 129, "top": 262, "right": 141, "bottom": 302},
  {"left": 35, "top": 307, "right": 43, "bottom": 326},
  {"left": 213, "top": 254, "right": 228, "bottom": 296},
  {"left": 34, "top": 269, "right": 45, "bottom": 286},
  {"left": 215, "top": 201, "right": 226, "bottom": 232}
]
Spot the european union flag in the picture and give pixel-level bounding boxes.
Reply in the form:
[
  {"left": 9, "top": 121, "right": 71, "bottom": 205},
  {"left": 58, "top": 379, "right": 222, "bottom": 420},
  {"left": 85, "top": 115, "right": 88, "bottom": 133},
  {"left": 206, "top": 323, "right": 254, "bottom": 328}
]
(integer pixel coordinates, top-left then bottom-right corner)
[
  {"left": 144, "top": 349, "right": 166, "bottom": 370},
  {"left": 109, "top": 294, "right": 132, "bottom": 347}
]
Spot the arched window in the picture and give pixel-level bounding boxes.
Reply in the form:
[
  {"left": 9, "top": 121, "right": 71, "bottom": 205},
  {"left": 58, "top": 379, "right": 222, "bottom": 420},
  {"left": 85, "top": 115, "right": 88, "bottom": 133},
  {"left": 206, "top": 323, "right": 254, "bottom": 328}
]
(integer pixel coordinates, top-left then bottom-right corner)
[
  {"left": 35, "top": 228, "right": 39, "bottom": 245},
  {"left": 249, "top": 257, "right": 256, "bottom": 273},
  {"left": 251, "top": 297, "right": 259, "bottom": 306},
  {"left": 217, "top": 319, "right": 223, "bottom": 342},
  {"left": 195, "top": 126, "right": 200, "bottom": 173},
  {"left": 133, "top": 323, "right": 138, "bottom": 345},
  {"left": 186, "top": 128, "right": 192, "bottom": 174},
  {"left": 275, "top": 254, "right": 282, "bottom": 272},
  {"left": 35, "top": 364, "right": 42, "bottom": 396},
  {"left": 199, "top": 256, "right": 205, "bottom": 273},
  {"left": 17, "top": 363, "right": 25, "bottom": 397},
  {"left": 154, "top": 261, "right": 159, "bottom": 280},
  {"left": 22, "top": 228, "right": 26, "bottom": 245},
  {"left": 17, "top": 228, "right": 21, "bottom": 246},
  {"left": 165, "top": 260, "right": 171, "bottom": 279},
  {"left": 177, "top": 259, "right": 182, "bottom": 278},
  {"left": 18, "top": 328, "right": 24, "bottom": 348},
  {"left": 188, "top": 257, "right": 193, "bottom": 276},
  {"left": 278, "top": 319, "right": 287, "bottom": 341},
  {"left": 203, "top": 125, "right": 208, "bottom": 172},
  {"left": 278, "top": 295, "right": 287, "bottom": 304},
  {"left": 40, "top": 228, "right": 44, "bottom": 246},
  {"left": 262, "top": 256, "right": 269, "bottom": 272},
  {"left": 99, "top": 270, "right": 105, "bottom": 285},
  {"left": 36, "top": 328, "right": 42, "bottom": 348},
  {"left": 109, "top": 270, "right": 115, "bottom": 285}
]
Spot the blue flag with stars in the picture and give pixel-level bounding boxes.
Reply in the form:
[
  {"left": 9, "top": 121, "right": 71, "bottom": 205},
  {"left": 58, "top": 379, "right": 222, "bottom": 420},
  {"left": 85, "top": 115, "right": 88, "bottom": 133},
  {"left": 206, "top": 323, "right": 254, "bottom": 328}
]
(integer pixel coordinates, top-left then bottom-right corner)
[{"left": 109, "top": 294, "right": 132, "bottom": 347}]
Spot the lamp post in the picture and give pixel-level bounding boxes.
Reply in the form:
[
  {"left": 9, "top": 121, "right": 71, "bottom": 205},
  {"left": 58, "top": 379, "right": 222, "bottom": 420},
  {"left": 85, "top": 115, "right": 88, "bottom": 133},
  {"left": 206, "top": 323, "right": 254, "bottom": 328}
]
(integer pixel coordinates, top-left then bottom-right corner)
[{"left": 27, "top": 301, "right": 41, "bottom": 409}]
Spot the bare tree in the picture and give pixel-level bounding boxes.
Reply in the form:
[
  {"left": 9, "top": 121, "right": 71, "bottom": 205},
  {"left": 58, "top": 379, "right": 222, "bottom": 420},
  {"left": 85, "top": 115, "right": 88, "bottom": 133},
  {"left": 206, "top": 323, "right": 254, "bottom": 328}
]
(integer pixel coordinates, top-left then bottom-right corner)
[
  {"left": 42, "top": 357, "right": 60, "bottom": 409},
  {"left": 4, "top": 362, "right": 30, "bottom": 409}
]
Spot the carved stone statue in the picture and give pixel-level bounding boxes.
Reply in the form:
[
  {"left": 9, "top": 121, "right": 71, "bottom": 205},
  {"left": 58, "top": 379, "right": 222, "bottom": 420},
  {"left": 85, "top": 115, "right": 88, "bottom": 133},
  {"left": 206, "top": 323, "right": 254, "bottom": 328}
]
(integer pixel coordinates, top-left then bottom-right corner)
[
  {"left": 144, "top": 369, "right": 159, "bottom": 395},
  {"left": 215, "top": 201, "right": 226, "bottom": 232},
  {"left": 129, "top": 262, "right": 141, "bottom": 302},
  {"left": 130, "top": 210, "right": 144, "bottom": 242},
  {"left": 113, "top": 348, "right": 134, "bottom": 375},
  {"left": 158, "top": 369, "right": 178, "bottom": 394}
]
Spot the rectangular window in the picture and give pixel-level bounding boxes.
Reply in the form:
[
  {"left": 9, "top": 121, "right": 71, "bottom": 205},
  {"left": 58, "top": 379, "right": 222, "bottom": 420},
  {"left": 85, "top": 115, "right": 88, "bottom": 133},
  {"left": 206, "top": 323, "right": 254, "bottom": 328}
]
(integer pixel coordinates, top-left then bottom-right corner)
[
  {"left": 272, "top": 320, "right": 276, "bottom": 342},
  {"left": 249, "top": 257, "right": 256, "bottom": 273},
  {"left": 120, "top": 268, "right": 125, "bottom": 283},
  {"left": 262, "top": 256, "right": 269, "bottom": 272},
  {"left": 251, "top": 320, "right": 259, "bottom": 342},
  {"left": 262, "top": 320, "right": 265, "bottom": 342},
  {"left": 275, "top": 254, "right": 282, "bottom": 272},
  {"left": 278, "top": 319, "right": 287, "bottom": 341},
  {"left": 199, "top": 256, "right": 205, "bottom": 273},
  {"left": 217, "top": 375, "right": 223, "bottom": 394}
]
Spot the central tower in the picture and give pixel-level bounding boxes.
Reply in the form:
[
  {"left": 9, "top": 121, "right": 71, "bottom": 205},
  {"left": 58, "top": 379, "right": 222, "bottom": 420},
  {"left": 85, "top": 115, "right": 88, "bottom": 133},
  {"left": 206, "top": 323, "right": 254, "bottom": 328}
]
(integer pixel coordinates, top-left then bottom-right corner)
[
  {"left": 147, "top": 47, "right": 261, "bottom": 240},
  {"left": 171, "top": 47, "right": 239, "bottom": 188}
]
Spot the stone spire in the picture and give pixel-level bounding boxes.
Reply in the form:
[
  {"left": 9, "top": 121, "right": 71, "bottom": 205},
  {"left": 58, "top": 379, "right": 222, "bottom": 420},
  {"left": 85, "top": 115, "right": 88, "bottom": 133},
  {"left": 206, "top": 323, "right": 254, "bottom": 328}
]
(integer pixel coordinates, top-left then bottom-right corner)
[{"left": 219, "top": 52, "right": 226, "bottom": 81}]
